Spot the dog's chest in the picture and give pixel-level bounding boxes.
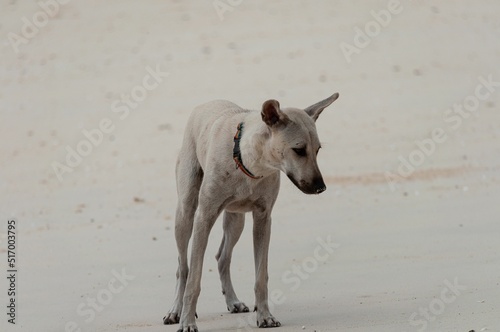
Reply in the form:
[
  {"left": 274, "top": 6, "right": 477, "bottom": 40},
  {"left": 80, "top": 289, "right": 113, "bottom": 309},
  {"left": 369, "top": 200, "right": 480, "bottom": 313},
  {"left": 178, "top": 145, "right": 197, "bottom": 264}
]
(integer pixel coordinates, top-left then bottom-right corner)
[
  {"left": 225, "top": 197, "right": 262, "bottom": 213},
  {"left": 224, "top": 183, "right": 278, "bottom": 214}
]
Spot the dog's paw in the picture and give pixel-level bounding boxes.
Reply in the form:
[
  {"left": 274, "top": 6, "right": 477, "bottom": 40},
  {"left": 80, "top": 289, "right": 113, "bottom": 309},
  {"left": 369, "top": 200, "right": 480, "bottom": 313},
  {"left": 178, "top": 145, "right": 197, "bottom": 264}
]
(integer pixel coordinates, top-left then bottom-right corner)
[
  {"left": 257, "top": 315, "right": 281, "bottom": 328},
  {"left": 165, "top": 312, "right": 198, "bottom": 324},
  {"left": 227, "top": 301, "right": 250, "bottom": 313},
  {"left": 177, "top": 324, "right": 198, "bottom": 332},
  {"left": 163, "top": 312, "right": 180, "bottom": 325}
]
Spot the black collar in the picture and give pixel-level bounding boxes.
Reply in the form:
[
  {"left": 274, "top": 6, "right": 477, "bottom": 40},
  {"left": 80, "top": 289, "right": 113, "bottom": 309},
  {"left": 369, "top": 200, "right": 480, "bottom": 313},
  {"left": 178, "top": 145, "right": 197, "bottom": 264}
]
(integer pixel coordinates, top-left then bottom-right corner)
[{"left": 233, "top": 123, "right": 262, "bottom": 179}]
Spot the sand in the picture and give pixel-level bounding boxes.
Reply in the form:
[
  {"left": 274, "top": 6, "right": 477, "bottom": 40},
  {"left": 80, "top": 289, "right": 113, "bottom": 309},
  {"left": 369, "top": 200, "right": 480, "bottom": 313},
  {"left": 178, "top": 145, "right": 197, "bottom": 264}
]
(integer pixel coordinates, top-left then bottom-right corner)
[{"left": 1, "top": 1, "right": 499, "bottom": 331}]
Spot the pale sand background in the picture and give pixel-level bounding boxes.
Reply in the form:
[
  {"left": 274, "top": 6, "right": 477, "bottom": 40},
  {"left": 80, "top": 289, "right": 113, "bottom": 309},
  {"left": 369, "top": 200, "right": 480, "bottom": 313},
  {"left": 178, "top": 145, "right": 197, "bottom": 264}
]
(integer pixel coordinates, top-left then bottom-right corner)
[{"left": 1, "top": 1, "right": 500, "bottom": 331}]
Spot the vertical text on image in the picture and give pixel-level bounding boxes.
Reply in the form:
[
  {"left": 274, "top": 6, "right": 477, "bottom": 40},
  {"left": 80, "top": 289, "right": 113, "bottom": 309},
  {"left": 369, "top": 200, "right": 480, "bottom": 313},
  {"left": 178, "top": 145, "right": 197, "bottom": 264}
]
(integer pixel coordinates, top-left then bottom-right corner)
[{"left": 6, "top": 219, "right": 18, "bottom": 324}]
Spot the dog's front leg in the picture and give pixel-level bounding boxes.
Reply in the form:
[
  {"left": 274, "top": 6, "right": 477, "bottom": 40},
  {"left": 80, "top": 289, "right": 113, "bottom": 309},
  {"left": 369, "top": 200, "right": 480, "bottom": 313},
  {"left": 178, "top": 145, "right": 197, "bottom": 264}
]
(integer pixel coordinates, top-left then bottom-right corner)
[
  {"left": 252, "top": 210, "right": 281, "bottom": 328},
  {"left": 179, "top": 203, "right": 221, "bottom": 332}
]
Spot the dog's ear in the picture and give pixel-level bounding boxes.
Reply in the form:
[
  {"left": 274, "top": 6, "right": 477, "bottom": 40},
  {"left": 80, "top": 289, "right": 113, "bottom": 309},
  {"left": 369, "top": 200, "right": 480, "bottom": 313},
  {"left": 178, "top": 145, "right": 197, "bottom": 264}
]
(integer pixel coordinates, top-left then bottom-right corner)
[
  {"left": 261, "top": 99, "right": 288, "bottom": 127},
  {"left": 304, "top": 93, "right": 339, "bottom": 122}
]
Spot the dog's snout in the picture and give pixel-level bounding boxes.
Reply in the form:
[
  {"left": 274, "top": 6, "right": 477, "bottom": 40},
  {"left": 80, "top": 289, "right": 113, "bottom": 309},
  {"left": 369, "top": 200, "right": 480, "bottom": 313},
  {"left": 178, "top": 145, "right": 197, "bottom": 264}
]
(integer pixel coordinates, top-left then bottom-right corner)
[
  {"left": 313, "top": 177, "right": 326, "bottom": 194},
  {"left": 287, "top": 174, "right": 327, "bottom": 195}
]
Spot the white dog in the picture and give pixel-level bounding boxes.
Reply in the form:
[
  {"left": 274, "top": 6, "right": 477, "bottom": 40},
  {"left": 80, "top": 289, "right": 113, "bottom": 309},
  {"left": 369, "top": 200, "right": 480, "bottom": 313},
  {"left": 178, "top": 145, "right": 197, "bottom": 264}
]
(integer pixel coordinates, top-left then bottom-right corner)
[{"left": 163, "top": 93, "right": 339, "bottom": 331}]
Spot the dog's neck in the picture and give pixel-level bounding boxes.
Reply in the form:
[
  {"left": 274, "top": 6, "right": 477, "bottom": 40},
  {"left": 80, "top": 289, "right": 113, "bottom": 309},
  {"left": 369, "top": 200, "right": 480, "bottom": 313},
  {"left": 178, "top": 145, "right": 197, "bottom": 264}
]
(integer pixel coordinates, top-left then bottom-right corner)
[{"left": 237, "top": 113, "right": 281, "bottom": 179}]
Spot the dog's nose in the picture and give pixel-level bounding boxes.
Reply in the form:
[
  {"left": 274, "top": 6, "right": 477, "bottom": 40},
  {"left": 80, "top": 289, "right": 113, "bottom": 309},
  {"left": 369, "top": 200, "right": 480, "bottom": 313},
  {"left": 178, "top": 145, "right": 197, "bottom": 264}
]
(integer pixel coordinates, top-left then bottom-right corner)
[
  {"left": 316, "top": 185, "right": 326, "bottom": 194},
  {"left": 313, "top": 177, "right": 326, "bottom": 194}
]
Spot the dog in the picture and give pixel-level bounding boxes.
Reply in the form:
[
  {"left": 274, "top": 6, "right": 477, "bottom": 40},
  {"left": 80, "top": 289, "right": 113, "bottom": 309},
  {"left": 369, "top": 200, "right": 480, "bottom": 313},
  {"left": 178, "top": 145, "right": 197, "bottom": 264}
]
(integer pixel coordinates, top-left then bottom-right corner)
[{"left": 163, "top": 93, "right": 339, "bottom": 331}]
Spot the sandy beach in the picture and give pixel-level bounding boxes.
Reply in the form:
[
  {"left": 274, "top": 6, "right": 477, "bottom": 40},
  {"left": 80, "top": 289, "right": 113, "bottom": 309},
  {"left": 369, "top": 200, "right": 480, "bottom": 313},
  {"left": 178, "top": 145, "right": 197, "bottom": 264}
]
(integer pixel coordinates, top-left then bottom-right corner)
[{"left": 1, "top": 1, "right": 500, "bottom": 331}]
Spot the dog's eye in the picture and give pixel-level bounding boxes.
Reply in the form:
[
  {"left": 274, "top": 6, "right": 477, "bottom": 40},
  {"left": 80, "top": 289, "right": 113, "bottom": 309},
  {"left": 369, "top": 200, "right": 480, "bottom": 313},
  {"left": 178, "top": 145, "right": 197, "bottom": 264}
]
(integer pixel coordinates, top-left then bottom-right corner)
[{"left": 292, "top": 148, "right": 307, "bottom": 157}]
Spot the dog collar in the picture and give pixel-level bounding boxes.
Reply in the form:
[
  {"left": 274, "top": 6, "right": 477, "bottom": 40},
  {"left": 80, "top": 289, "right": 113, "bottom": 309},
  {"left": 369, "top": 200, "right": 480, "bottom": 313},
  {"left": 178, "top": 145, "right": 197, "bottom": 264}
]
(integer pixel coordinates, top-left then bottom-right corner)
[{"left": 233, "top": 123, "right": 263, "bottom": 179}]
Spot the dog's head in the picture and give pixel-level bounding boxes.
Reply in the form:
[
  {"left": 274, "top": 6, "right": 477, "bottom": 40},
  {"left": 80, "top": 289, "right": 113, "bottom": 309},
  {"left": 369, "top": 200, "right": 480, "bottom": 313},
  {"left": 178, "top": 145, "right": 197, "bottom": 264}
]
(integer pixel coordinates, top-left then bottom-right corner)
[{"left": 261, "top": 93, "right": 339, "bottom": 195}]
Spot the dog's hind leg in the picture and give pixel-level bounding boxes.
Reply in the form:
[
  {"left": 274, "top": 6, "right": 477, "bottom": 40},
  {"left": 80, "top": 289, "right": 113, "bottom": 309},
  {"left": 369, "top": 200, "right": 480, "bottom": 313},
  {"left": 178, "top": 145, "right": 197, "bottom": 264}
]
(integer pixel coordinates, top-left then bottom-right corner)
[
  {"left": 163, "top": 150, "right": 203, "bottom": 325},
  {"left": 178, "top": 192, "right": 225, "bottom": 331},
  {"left": 215, "top": 211, "right": 249, "bottom": 313}
]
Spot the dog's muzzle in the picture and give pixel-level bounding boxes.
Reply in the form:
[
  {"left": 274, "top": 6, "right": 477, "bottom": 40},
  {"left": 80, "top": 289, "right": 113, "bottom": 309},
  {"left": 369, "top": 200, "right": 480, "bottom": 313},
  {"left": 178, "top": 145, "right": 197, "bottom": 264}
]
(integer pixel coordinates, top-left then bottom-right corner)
[{"left": 287, "top": 174, "right": 327, "bottom": 195}]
